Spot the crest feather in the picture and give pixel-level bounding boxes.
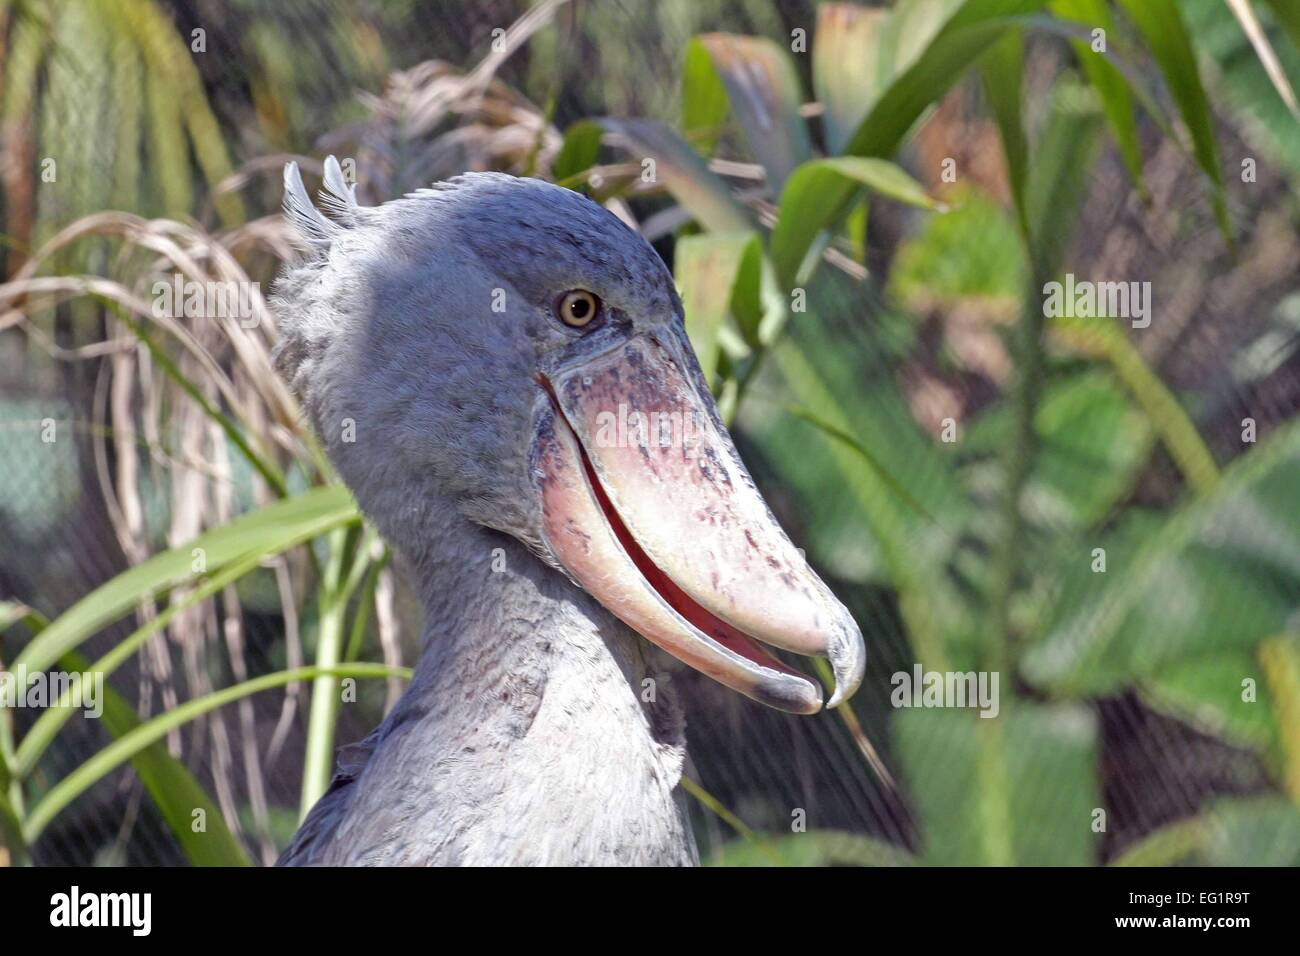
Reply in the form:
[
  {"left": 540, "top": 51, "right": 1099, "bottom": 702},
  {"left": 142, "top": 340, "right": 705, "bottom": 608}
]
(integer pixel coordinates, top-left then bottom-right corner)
[
  {"left": 282, "top": 161, "right": 336, "bottom": 252},
  {"left": 319, "top": 154, "right": 359, "bottom": 221}
]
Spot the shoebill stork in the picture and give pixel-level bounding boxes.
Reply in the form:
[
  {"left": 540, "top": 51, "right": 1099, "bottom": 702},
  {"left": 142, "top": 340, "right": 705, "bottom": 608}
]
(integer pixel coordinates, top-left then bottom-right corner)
[{"left": 273, "top": 157, "right": 865, "bottom": 866}]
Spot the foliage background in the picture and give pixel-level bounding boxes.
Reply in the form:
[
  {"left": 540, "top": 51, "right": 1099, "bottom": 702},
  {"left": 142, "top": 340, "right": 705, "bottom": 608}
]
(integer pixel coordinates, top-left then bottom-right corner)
[{"left": 0, "top": 0, "right": 1298, "bottom": 866}]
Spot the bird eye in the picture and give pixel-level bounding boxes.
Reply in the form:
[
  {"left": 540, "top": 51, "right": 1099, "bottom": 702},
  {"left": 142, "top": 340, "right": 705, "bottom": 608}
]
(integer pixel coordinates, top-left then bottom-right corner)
[{"left": 556, "top": 290, "right": 601, "bottom": 329}]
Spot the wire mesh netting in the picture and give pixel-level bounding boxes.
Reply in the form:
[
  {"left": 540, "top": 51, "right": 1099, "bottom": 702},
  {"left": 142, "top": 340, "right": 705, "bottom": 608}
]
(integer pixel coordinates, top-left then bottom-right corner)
[{"left": 1, "top": 0, "right": 1299, "bottom": 867}]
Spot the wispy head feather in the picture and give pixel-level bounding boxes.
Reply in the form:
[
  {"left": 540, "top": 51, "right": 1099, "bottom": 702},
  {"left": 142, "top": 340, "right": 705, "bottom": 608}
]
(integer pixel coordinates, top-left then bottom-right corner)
[
  {"left": 319, "top": 155, "right": 360, "bottom": 222},
  {"left": 282, "top": 161, "right": 337, "bottom": 253}
]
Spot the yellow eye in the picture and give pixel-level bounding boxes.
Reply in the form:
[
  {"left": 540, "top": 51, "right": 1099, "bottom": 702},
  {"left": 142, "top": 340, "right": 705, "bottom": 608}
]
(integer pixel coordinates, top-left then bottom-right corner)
[{"left": 557, "top": 290, "right": 601, "bottom": 328}]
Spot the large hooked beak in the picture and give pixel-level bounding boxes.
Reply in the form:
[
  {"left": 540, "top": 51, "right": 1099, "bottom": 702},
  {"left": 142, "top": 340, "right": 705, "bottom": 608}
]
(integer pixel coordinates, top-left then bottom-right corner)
[{"left": 533, "top": 329, "right": 864, "bottom": 714}]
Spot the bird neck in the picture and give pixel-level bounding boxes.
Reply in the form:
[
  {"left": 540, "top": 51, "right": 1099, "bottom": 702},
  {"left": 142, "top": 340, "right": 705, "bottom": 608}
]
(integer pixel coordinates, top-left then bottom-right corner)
[{"left": 359, "top": 496, "right": 696, "bottom": 864}]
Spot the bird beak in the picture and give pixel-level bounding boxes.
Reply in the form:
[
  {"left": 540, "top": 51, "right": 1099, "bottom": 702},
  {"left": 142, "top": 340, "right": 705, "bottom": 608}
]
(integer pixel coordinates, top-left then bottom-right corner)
[{"left": 533, "top": 329, "right": 864, "bottom": 714}]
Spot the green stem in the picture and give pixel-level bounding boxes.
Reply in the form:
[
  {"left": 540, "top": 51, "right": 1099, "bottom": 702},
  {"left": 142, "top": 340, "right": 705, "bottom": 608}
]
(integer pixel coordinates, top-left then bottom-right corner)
[
  {"left": 299, "top": 528, "right": 352, "bottom": 819},
  {"left": 0, "top": 714, "right": 28, "bottom": 864},
  {"left": 987, "top": 279, "right": 1046, "bottom": 674},
  {"left": 1051, "top": 314, "right": 1219, "bottom": 494},
  {"left": 1258, "top": 634, "right": 1300, "bottom": 805},
  {"left": 679, "top": 776, "right": 784, "bottom": 865}
]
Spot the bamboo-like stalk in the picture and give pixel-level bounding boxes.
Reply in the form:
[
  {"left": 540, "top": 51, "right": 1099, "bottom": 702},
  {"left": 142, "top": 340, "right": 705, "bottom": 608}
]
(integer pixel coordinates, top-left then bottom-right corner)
[{"left": 299, "top": 528, "right": 352, "bottom": 820}]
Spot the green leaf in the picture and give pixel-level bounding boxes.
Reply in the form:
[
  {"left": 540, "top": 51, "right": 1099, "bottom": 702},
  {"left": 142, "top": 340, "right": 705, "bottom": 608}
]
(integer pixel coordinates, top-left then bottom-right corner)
[
  {"left": 600, "top": 117, "right": 753, "bottom": 234},
  {"left": 771, "top": 157, "right": 947, "bottom": 287},
  {"left": 896, "top": 703, "right": 1101, "bottom": 864},
  {"left": 1023, "top": 420, "right": 1300, "bottom": 694},
  {"left": 59, "top": 650, "right": 250, "bottom": 866},
  {"left": 979, "top": 29, "right": 1028, "bottom": 233},
  {"left": 788, "top": 406, "right": 937, "bottom": 523},
  {"left": 22, "top": 663, "right": 410, "bottom": 843},
  {"left": 0, "top": 600, "right": 49, "bottom": 637},
  {"left": 771, "top": 0, "right": 1053, "bottom": 283},
  {"left": 1108, "top": 816, "right": 1206, "bottom": 866},
  {"left": 813, "top": 4, "right": 890, "bottom": 155},
  {"left": 553, "top": 120, "right": 603, "bottom": 185},
  {"left": 1259, "top": 633, "right": 1300, "bottom": 800},
  {"left": 1264, "top": 0, "right": 1300, "bottom": 53},
  {"left": 1203, "top": 796, "right": 1300, "bottom": 865},
  {"left": 674, "top": 232, "right": 762, "bottom": 384},
  {"left": 1023, "top": 79, "right": 1104, "bottom": 276},
  {"left": 16, "top": 551, "right": 272, "bottom": 776},
  {"left": 1050, "top": 311, "right": 1219, "bottom": 495},
  {"left": 761, "top": 316, "right": 968, "bottom": 669},
  {"left": 964, "top": 372, "right": 1155, "bottom": 531},
  {"left": 1112, "top": 796, "right": 1300, "bottom": 866},
  {"left": 696, "top": 33, "right": 812, "bottom": 194},
  {"left": 1224, "top": 0, "right": 1300, "bottom": 121},
  {"left": 842, "top": 0, "right": 1052, "bottom": 160},
  {"left": 888, "top": 187, "right": 1025, "bottom": 305},
  {"left": 705, "top": 830, "right": 914, "bottom": 867},
  {"left": 12, "top": 485, "right": 359, "bottom": 677},
  {"left": 1051, "top": 0, "right": 1146, "bottom": 194},
  {"left": 1140, "top": 651, "right": 1279, "bottom": 754},
  {"left": 1115, "top": 0, "right": 1233, "bottom": 249},
  {"left": 681, "top": 37, "right": 730, "bottom": 157}
]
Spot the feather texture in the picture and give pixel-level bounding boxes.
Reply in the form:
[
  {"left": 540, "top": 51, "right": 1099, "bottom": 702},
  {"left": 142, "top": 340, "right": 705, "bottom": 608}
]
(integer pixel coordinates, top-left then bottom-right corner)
[{"left": 282, "top": 161, "right": 337, "bottom": 252}]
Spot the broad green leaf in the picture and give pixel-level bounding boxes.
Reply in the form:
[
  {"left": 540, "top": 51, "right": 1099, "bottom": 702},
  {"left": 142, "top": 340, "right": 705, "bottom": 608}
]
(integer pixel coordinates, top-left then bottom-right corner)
[
  {"left": 674, "top": 232, "right": 762, "bottom": 384},
  {"left": 880, "top": 0, "right": 971, "bottom": 80},
  {"left": 705, "top": 830, "right": 914, "bottom": 867},
  {"left": 896, "top": 704, "right": 1100, "bottom": 864},
  {"left": 1115, "top": 0, "right": 1233, "bottom": 249},
  {"left": 1023, "top": 419, "right": 1300, "bottom": 694},
  {"left": 1051, "top": 0, "right": 1146, "bottom": 195},
  {"left": 59, "top": 650, "right": 250, "bottom": 866},
  {"left": 1202, "top": 796, "right": 1300, "bottom": 865},
  {"left": 22, "top": 663, "right": 410, "bottom": 842},
  {"left": 696, "top": 33, "right": 812, "bottom": 194},
  {"left": 1051, "top": 312, "right": 1219, "bottom": 495},
  {"left": 772, "top": 157, "right": 946, "bottom": 287},
  {"left": 813, "top": 4, "right": 889, "bottom": 155},
  {"left": 600, "top": 117, "right": 753, "bottom": 233},
  {"left": 553, "top": 119, "right": 603, "bottom": 184},
  {"left": 755, "top": 306, "right": 969, "bottom": 668},
  {"left": 681, "top": 37, "right": 730, "bottom": 157},
  {"left": 788, "top": 406, "right": 937, "bottom": 523},
  {"left": 1109, "top": 816, "right": 1205, "bottom": 866},
  {"left": 1140, "top": 651, "right": 1279, "bottom": 755},
  {"left": 842, "top": 0, "right": 1052, "bottom": 159},
  {"left": 888, "top": 187, "right": 1025, "bottom": 305},
  {"left": 13, "top": 484, "right": 359, "bottom": 676},
  {"left": 772, "top": 0, "right": 1051, "bottom": 283},
  {"left": 965, "top": 373, "right": 1154, "bottom": 531},
  {"left": 1112, "top": 796, "right": 1300, "bottom": 866}
]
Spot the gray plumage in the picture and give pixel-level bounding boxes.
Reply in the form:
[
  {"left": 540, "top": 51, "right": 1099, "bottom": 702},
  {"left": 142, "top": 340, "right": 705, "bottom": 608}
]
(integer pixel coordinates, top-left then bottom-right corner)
[{"left": 274, "top": 162, "right": 699, "bottom": 865}]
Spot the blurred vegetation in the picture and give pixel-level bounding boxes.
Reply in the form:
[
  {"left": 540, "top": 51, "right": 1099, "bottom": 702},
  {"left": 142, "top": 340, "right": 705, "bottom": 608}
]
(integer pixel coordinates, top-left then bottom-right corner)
[{"left": 1, "top": 0, "right": 1299, "bottom": 866}]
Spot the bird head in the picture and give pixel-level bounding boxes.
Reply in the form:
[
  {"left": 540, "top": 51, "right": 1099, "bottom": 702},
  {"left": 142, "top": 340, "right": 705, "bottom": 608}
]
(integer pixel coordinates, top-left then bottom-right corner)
[{"left": 274, "top": 159, "right": 864, "bottom": 714}]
